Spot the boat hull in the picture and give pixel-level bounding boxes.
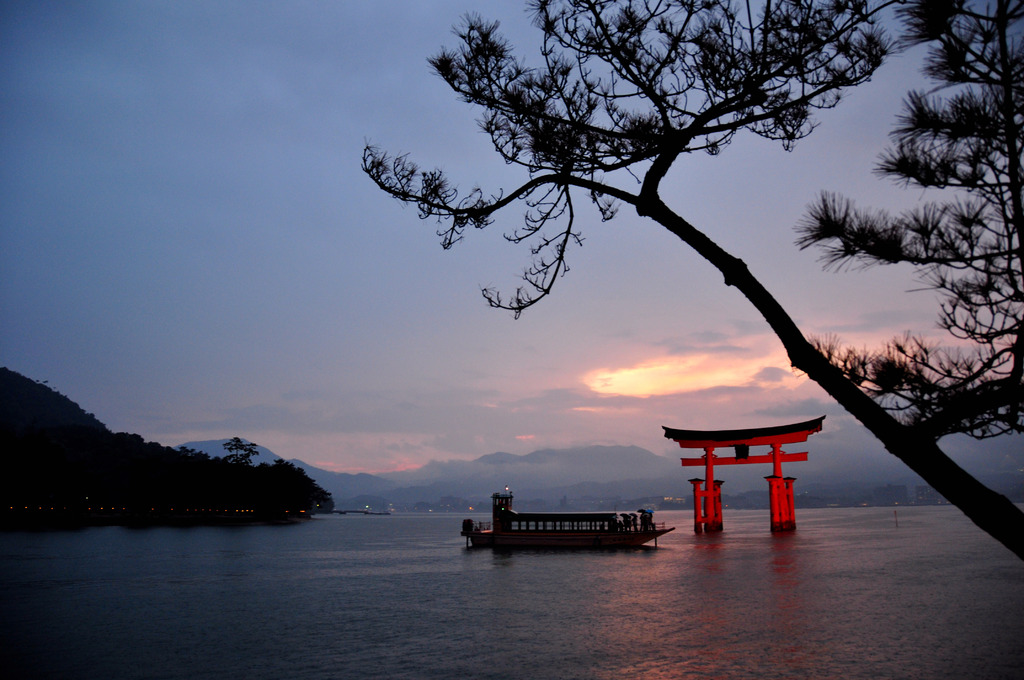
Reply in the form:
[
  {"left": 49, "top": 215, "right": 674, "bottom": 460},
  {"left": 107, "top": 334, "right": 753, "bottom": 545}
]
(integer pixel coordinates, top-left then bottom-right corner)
[{"left": 461, "top": 527, "right": 674, "bottom": 548}]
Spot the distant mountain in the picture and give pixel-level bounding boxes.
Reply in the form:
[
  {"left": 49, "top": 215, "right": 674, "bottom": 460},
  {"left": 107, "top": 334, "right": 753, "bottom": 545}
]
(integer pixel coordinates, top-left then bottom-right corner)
[
  {"left": 0, "top": 367, "right": 107, "bottom": 433},
  {"left": 179, "top": 440, "right": 685, "bottom": 506},
  {"left": 383, "top": 445, "right": 676, "bottom": 485},
  {"left": 372, "top": 445, "right": 682, "bottom": 503},
  {"left": 7, "top": 365, "right": 1019, "bottom": 512}
]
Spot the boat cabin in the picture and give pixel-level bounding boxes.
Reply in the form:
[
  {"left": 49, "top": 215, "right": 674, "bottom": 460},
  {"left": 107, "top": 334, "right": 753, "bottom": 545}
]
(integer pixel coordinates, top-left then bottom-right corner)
[
  {"left": 489, "top": 491, "right": 652, "bottom": 534},
  {"left": 461, "top": 489, "right": 673, "bottom": 547}
]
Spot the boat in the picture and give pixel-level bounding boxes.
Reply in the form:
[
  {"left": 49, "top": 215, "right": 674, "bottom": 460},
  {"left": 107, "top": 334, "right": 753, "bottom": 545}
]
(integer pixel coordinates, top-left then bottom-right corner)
[{"left": 461, "top": 489, "right": 675, "bottom": 548}]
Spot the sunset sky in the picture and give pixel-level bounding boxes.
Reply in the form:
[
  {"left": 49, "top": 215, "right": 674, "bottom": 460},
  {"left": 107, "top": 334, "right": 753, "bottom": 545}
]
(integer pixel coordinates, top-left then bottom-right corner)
[{"left": 2, "top": 1, "right": 1013, "bottom": 484}]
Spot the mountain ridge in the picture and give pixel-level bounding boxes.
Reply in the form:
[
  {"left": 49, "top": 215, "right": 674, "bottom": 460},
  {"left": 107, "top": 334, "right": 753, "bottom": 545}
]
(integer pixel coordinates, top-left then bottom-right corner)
[
  {"left": 181, "top": 438, "right": 682, "bottom": 505},
  {"left": 0, "top": 365, "right": 682, "bottom": 507},
  {"left": 8, "top": 365, "right": 1018, "bottom": 511},
  {"left": 373, "top": 444, "right": 681, "bottom": 501}
]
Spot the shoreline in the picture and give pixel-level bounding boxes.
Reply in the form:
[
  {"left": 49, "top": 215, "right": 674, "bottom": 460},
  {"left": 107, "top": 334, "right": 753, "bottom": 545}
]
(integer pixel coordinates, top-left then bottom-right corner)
[{"left": 1, "top": 510, "right": 319, "bottom": 530}]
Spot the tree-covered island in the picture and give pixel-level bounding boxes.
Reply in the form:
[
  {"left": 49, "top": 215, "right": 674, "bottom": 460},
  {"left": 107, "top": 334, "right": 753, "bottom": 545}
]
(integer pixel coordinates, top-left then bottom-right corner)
[{"left": 1, "top": 368, "right": 333, "bottom": 527}]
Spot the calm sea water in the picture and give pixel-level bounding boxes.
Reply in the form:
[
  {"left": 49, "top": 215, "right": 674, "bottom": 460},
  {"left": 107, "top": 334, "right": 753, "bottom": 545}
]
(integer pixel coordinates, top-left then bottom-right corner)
[{"left": 2, "top": 506, "right": 1022, "bottom": 680}]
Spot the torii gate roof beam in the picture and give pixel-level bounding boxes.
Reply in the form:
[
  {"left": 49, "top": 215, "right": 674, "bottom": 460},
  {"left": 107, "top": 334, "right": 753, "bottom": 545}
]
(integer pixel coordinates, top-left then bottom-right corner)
[{"left": 662, "top": 416, "right": 825, "bottom": 449}]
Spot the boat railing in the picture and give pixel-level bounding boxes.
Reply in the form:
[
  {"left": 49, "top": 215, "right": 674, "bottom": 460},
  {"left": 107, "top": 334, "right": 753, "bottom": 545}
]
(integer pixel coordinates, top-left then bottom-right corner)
[
  {"left": 613, "top": 521, "right": 671, "bottom": 532},
  {"left": 465, "top": 519, "right": 669, "bottom": 533}
]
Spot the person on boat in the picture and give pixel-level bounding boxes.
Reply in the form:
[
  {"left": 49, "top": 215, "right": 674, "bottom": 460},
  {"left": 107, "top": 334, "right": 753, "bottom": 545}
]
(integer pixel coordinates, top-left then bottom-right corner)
[{"left": 639, "top": 509, "right": 653, "bottom": 531}]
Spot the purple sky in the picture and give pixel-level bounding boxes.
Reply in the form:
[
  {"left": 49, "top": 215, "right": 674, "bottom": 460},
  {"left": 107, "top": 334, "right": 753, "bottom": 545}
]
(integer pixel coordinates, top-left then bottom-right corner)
[{"left": 2, "top": 1, "right": 1013, "bottom": 486}]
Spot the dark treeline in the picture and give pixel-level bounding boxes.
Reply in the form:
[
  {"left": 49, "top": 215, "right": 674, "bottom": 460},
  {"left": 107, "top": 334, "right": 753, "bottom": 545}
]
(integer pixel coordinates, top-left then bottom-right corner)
[
  {"left": 1, "top": 426, "right": 333, "bottom": 527},
  {"left": 1, "top": 366, "right": 333, "bottom": 527}
]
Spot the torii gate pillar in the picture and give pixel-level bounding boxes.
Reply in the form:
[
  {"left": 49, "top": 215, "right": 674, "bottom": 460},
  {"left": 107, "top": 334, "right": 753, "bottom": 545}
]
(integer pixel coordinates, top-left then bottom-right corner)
[
  {"left": 664, "top": 417, "right": 824, "bottom": 533},
  {"left": 766, "top": 474, "right": 798, "bottom": 532},
  {"left": 688, "top": 476, "right": 724, "bottom": 533}
]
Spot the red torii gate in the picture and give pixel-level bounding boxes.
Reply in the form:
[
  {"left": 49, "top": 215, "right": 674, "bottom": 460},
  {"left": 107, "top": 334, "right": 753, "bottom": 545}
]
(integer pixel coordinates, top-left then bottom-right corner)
[{"left": 663, "top": 416, "right": 824, "bottom": 533}]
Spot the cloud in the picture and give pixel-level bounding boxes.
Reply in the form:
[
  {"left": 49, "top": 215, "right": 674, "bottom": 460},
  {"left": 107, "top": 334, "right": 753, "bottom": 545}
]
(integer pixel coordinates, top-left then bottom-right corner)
[
  {"left": 751, "top": 366, "right": 791, "bottom": 383},
  {"left": 582, "top": 347, "right": 802, "bottom": 397}
]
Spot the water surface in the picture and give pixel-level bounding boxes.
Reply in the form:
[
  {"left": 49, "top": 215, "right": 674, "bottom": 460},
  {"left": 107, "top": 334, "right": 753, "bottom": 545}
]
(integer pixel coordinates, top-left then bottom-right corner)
[{"left": 2, "top": 506, "right": 1021, "bottom": 679}]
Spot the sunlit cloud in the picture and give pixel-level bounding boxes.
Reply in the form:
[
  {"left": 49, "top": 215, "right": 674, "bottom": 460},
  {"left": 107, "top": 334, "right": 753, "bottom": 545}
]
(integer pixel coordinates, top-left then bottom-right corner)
[
  {"left": 583, "top": 351, "right": 802, "bottom": 398},
  {"left": 570, "top": 404, "right": 646, "bottom": 414}
]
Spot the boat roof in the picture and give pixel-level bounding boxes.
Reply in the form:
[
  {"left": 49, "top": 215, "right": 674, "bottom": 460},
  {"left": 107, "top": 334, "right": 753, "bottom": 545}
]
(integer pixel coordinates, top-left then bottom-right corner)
[{"left": 500, "top": 509, "right": 627, "bottom": 522}]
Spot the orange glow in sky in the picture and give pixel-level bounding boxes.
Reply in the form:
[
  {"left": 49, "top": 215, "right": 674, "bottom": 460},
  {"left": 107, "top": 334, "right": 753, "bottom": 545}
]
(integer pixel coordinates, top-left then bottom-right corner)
[{"left": 583, "top": 352, "right": 800, "bottom": 397}]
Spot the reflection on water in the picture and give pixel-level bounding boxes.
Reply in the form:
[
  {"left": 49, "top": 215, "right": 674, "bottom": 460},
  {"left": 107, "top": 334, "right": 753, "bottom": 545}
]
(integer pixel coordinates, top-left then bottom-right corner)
[{"left": 1, "top": 507, "right": 1022, "bottom": 680}]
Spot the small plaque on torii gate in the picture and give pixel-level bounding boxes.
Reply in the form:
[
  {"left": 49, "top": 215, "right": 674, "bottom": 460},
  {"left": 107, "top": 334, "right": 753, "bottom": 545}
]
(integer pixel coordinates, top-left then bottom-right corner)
[{"left": 663, "top": 416, "right": 824, "bottom": 533}]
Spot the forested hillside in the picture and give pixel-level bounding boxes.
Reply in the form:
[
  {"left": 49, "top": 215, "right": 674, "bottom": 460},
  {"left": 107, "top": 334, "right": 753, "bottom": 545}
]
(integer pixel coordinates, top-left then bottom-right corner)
[{"left": 1, "top": 368, "right": 332, "bottom": 526}]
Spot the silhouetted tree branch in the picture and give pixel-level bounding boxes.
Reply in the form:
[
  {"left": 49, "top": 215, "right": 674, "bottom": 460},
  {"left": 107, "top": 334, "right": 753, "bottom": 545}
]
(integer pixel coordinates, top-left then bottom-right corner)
[
  {"left": 363, "top": 0, "right": 891, "bottom": 316},
  {"left": 798, "top": 0, "right": 1024, "bottom": 441}
]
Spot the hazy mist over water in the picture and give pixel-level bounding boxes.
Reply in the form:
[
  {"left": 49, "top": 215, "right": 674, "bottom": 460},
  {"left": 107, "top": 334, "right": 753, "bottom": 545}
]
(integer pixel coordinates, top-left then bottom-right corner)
[{"left": 2, "top": 506, "right": 1022, "bottom": 679}]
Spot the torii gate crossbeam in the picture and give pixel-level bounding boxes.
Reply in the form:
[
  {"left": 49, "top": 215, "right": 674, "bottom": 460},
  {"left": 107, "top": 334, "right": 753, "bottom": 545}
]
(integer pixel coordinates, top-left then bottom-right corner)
[{"left": 663, "top": 416, "right": 824, "bottom": 533}]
